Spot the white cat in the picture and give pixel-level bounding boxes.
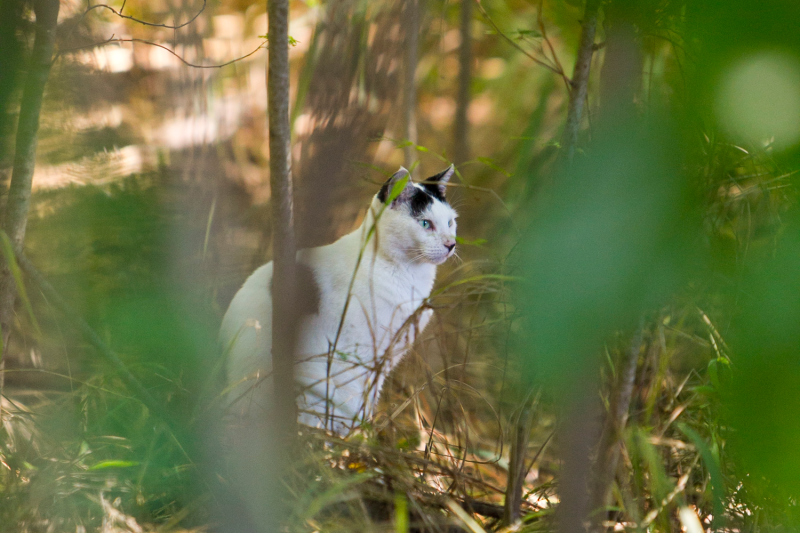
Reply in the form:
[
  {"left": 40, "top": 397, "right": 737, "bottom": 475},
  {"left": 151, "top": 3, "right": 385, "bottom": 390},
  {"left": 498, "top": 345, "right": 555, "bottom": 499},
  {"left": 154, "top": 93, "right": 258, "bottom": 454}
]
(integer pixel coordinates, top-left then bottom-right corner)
[{"left": 220, "top": 165, "right": 458, "bottom": 434}]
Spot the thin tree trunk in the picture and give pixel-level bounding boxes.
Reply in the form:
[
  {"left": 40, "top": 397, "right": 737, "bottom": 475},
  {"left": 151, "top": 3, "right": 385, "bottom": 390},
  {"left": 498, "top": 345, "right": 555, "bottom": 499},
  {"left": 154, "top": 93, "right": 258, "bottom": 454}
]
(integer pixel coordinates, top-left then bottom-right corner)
[
  {"left": 554, "top": 8, "right": 645, "bottom": 533},
  {"left": 0, "top": 0, "right": 59, "bottom": 370},
  {"left": 503, "top": 392, "right": 535, "bottom": 526},
  {"left": 597, "top": 18, "right": 641, "bottom": 121},
  {"left": 268, "top": 0, "right": 298, "bottom": 447},
  {"left": 590, "top": 319, "right": 644, "bottom": 530},
  {"left": 555, "top": 370, "right": 603, "bottom": 533},
  {"left": 225, "top": 2, "right": 298, "bottom": 530},
  {"left": 402, "top": 0, "right": 419, "bottom": 175},
  {"left": 453, "top": 0, "right": 472, "bottom": 166},
  {"left": 561, "top": 0, "right": 600, "bottom": 165}
]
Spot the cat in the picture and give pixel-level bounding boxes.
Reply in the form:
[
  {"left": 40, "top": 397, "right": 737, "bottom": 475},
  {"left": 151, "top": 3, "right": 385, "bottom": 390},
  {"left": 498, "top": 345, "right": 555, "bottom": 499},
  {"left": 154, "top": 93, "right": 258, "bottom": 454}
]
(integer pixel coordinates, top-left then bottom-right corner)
[{"left": 219, "top": 165, "right": 458, "bottom": 434}]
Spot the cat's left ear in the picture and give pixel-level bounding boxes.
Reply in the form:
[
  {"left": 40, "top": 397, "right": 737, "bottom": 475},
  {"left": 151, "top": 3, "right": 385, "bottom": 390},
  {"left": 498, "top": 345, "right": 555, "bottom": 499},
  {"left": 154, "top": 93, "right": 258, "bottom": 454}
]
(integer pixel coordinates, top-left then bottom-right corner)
[{"left": 422, "top": 164, "right": 454, "bottom": 200}]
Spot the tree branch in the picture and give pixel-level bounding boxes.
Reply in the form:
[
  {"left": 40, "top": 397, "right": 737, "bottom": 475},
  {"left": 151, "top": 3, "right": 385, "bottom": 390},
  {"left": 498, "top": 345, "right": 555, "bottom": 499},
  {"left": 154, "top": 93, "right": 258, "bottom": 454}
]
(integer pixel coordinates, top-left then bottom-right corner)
[
  {"left": 474, "top": 0, "right": 562, "bottom": 76},
  {"left": 80, "top": 0, "right": 207, "bottom": 30},
  {"left": 60, "top": 37, "right": 267, "bottom": 69}
]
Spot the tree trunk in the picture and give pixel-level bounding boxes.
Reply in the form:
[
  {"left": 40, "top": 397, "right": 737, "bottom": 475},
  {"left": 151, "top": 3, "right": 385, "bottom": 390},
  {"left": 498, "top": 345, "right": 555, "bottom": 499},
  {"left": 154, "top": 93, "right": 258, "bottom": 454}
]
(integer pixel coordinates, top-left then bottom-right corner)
[
  {"left": 0, "top": 0, "right": 60, "bottom": 368},
  {"left": 555, "top": 371, "right": 603, "bottom": 533},
  {"left": 226, "top": 2, "right": 299, "bottom": 531},
  {"left": 402, "top": 0, "right": 419, "bottom": 175},
  {"left": 268, "top": 0, "right": 298, "bottom": 448},
  {"left": 453, "top": 0, "right": 472, "bottom": 166},
  {"left": 561, "top": 0, "right": 600, "bottom": 165},
  {"left": 597, "top": 17, "right": 641, "bottom": 121}
]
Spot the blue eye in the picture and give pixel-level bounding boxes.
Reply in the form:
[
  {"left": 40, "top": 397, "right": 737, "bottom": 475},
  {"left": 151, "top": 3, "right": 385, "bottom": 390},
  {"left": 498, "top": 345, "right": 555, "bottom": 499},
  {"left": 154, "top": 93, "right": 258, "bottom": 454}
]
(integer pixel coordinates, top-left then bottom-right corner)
[
  {"left": 448, "top": 219, "right": 453, "bottom": 228},
  {"left": 419, "top": 219, "right": 432, "bottom": 230}
]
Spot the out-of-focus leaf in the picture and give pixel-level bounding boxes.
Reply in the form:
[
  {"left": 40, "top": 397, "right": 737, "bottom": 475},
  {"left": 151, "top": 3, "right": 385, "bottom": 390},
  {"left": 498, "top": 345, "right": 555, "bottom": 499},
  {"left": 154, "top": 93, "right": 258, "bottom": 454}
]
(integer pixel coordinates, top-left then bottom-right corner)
[
  {"left": 88, "top": 460, "right": 140, "bottom": 471},
  {"left": 518, "top": 117, "right": 699, "bottom": 386},
  {"left": 725, "top": 209, "right": 800, "bottom": 501}
]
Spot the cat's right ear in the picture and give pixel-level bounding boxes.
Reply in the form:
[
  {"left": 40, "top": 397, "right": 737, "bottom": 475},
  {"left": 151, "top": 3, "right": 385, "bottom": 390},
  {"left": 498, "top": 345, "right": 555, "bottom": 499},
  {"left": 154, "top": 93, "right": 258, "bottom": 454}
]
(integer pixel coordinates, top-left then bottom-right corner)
[{"left": 377, "top": 167, "right": 414, "bottom": 205}]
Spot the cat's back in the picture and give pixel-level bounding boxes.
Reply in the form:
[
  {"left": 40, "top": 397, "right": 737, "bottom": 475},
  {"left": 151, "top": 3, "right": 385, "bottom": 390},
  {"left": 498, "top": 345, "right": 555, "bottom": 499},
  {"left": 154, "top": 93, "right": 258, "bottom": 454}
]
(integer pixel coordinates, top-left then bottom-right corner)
[
  {"left": 220, "top": 262, "right": 274, "bottom": 345},
  {"left": 220, "top": 238, "right": 351, "bottom": 363},
  {"left": 220, "top": 261, "right": 274, "bottom": 389}
]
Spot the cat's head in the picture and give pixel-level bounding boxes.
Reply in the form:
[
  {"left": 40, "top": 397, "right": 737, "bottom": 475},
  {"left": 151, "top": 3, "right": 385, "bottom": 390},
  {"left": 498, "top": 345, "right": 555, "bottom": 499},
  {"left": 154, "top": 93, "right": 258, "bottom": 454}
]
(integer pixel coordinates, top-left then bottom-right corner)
[{"left": 373, "top": 166, "right": 458, "bottom": 265}]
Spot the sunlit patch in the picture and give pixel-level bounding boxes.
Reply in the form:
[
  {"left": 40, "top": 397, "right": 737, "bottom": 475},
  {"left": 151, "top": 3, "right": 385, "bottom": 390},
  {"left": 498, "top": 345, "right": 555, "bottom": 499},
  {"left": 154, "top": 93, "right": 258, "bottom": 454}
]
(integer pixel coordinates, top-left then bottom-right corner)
[
  {"left": 467, "top": 93, "right": 494, "bottom": 125},
  {"left": 715, "top": 52, "right": 800, "bottom": 148},
  {"left": 480, "top": 57, "right": 506, "bottom": 79},
  {"left": 426, "top": 97, "right": 456, "bottom": 130}
]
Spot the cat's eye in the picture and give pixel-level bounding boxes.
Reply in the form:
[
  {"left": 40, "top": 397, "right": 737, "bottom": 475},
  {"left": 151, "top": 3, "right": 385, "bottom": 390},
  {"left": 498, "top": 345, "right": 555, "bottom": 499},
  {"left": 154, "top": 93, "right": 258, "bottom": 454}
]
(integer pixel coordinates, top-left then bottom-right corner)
[
  {"left": 419, "top": 219, "right": 432, "bottom": 230},
  {"left": 448, "top": 219, "right": 453, "bottom": 228}
]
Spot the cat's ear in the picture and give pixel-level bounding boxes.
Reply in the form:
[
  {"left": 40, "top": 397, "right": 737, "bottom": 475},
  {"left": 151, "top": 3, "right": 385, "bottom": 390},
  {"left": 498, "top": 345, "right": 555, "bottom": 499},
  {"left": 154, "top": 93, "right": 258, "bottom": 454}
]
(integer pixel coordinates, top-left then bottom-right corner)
[
  {"left": 421, "top": 164, "right": 454, "bottom": 200},
  {"left": 378, "top": 167, "right": 414, "bottom": 205}
]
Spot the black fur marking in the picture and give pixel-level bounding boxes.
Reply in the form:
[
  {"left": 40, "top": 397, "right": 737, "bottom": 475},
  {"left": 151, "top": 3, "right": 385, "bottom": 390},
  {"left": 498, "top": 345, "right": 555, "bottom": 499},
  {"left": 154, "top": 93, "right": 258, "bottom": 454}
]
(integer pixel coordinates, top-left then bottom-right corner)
[
  {"left": 377, "top": 180, "right": 391, "bottom": 203},
  {"left": 268, "top": 262, "right": 320, "bottom": 317},
  {"left": 378, "top": 168, "right": 411, "bottom": 204},
  {"left": 408, "top": 187, "right": 435, "bottom": 217},
  {"left": 420, "top": 168, "right": 450, "bottom": 201}
]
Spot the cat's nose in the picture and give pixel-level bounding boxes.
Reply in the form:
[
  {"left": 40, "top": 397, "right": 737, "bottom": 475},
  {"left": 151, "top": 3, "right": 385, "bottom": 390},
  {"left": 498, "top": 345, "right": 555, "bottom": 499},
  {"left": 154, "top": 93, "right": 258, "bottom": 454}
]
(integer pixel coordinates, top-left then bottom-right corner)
[{"left": 445, "top": 242, "right": 456, "bottom": 252}]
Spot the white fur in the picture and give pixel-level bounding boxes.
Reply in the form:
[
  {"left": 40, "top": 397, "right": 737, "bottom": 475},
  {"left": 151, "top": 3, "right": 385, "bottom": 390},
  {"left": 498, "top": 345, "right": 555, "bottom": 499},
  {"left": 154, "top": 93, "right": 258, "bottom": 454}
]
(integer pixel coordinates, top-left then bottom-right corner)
[{"left": 220, "top": 168, "right": 457, "bottom": 434}]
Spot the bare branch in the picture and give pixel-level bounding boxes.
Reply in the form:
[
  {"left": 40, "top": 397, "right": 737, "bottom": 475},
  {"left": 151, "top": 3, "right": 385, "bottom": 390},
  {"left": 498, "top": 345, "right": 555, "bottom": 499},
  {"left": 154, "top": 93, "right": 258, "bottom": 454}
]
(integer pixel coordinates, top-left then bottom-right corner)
[
  {"left": 60, "top": 38, "right": 267, "bottom": 69},
  {"left": 474, "top": 0, "right": 563, "bottom": 76},
  {"left": 80, "top": 0, "right": 207, "bottom": 30},
  {"left": 537, "top": 0, "right": 571, "bottom": 90}
]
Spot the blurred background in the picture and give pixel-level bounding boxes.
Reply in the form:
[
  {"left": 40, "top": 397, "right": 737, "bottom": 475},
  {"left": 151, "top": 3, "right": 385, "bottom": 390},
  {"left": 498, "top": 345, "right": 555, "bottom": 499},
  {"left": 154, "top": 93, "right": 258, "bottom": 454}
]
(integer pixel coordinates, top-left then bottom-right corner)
[{"left": 1, "top": 0, "right": 800, "bottom": 531}]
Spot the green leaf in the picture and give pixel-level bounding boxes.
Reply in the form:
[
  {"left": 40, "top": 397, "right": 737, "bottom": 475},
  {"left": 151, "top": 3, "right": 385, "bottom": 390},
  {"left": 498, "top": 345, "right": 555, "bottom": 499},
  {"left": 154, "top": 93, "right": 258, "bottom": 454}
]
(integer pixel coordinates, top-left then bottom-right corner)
[
  {"left": 257, "top": 34, "right": 299, "bottom": 46},
  {"left": 395, "top": 492, "right": 409, "bottom": 533},
  {"left": 389, "top": 175, "right": 409, "bottom": 202},
  {"left": 514, "top": 29, "right": 542, "bottom": 39},
  {"left": 88, "top": 460, "right": 140, "bottom": 471},
  {"left": 476, "top": 156, "right": 512, "bottom": 177},
  {"left": 455, "top": 237, "right": 488, "bottom": 247}
]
